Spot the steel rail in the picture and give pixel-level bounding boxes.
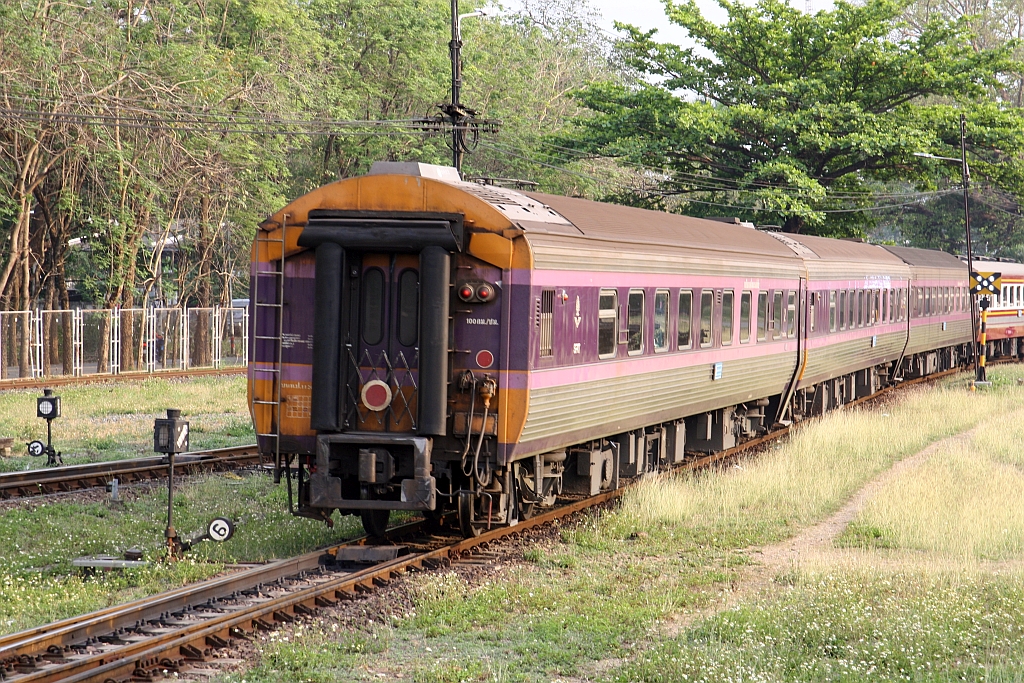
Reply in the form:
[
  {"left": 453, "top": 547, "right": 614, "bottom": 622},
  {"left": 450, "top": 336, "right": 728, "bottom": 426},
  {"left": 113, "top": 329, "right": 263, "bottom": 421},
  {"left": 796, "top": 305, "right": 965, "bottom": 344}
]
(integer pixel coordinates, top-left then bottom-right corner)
[
  {"left": 0, "top": 445, "right": 261, "bottom": 500},
  {"left": 0, "top": 367, "right": 245, "bottom": 392},
  {"left": 0, "top": 363, "right": 1003, "bottom": 682},
  {"left": 0, "top": 516, "right": 437, "bottom": 678}
]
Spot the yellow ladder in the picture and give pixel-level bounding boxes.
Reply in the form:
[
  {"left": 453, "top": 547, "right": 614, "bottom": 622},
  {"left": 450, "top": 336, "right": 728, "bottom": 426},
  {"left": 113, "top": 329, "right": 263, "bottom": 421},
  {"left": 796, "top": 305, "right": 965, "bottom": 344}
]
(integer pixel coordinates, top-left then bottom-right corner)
[{"left": 252, "top": 221, "right": 287, "bottom": 475}]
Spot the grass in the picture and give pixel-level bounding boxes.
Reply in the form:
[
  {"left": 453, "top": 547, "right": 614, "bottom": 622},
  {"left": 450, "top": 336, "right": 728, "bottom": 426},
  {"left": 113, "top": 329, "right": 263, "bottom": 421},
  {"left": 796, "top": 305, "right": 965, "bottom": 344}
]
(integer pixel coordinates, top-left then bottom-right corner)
[
  {"left": 208, "top": 365, "right": 1024, "bottom": 683},
  {"left": 0, "top": 473, "right": 363, "bottom": 635},
  {"left": 0, "top": 374, "right": 253, "bottom": 472},
  {"left": 839, "top": 408, "right": 1024, "bottom": 560},
  {"left": 599, "top": 368, "right": 1024, "bottom": 550},
  {"left": 617, "top": 569, "right": 1024, "bottom": 682}
]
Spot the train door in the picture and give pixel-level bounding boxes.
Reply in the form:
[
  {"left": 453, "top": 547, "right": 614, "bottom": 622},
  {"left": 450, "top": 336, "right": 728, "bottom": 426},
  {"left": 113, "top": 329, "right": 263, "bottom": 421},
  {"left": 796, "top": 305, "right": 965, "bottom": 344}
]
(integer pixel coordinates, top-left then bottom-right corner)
[
  {"left": 774, "top": 277, "right": 807, "bottom": 424},
  {"left": 347, "top": 253, "right": 420, "bottom": 433}
]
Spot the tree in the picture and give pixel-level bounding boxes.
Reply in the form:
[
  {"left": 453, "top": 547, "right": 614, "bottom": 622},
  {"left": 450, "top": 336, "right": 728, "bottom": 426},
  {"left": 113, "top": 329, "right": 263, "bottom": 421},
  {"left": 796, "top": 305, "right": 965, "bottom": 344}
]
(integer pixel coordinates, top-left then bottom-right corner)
[{"left": 560, "top": 0, "right": 1024, "bottom": 236}]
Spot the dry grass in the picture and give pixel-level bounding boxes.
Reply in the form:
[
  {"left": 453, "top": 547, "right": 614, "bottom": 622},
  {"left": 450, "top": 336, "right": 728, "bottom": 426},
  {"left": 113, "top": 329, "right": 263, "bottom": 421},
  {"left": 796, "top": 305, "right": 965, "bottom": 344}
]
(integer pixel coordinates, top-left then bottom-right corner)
[
  {"left": 610, "top": 368, "right": 1024, "bottom": 545},
  {"left": 844, "top": 407, "right": 1024, "bottom": 561}
]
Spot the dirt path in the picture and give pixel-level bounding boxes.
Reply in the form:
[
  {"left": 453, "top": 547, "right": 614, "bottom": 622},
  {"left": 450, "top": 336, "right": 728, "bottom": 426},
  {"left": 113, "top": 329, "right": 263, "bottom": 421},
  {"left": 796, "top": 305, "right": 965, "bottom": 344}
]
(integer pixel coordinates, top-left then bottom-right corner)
[
  {"left": 755, "top": 429, "right": 974, "bottom": 569},
  {"left": 660, "top": 426, "right": 982, "bottom": 637}
]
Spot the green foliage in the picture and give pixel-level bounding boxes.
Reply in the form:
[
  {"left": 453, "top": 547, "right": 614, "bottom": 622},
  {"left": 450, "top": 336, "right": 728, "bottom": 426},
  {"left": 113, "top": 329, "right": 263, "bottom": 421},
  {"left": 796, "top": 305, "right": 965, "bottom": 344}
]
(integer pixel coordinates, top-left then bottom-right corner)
[
  {"left": 0, "top": 0, "right": 611, "bottom": 309},
  {"left": 562, "top": 0, "right": 1024, "bottom": 236}
]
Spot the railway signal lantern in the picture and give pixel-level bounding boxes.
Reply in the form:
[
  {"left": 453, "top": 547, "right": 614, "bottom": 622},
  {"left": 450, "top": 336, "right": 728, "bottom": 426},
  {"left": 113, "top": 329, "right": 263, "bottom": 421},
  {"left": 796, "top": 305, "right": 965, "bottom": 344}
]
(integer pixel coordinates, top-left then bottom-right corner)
[
  {"left": 154, "top": 409, "right": 189, "bottom": 454},
  {"left": 29, "top": 389, "right": 62, "bottom": 467},
  {"left": 155, "top": 409, "right": 189, "bottom": 558},
  {"left": 37, "top": 389, "right": 60, "bottom": 419}
]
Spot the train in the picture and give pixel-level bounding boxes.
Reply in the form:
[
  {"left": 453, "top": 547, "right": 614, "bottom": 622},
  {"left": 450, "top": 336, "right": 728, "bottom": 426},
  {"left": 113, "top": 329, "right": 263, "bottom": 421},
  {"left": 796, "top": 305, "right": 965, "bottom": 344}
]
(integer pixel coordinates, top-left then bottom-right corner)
[{"left": 247, "top": 161, "right": 1021, "bottom": 538}]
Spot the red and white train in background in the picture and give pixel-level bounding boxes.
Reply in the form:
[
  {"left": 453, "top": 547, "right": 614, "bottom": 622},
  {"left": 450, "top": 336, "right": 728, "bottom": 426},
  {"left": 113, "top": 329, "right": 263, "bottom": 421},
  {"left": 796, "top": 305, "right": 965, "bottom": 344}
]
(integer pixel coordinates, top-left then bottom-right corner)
[{"left": 248, "top": 162, "right": 1021, "bottom": 537}]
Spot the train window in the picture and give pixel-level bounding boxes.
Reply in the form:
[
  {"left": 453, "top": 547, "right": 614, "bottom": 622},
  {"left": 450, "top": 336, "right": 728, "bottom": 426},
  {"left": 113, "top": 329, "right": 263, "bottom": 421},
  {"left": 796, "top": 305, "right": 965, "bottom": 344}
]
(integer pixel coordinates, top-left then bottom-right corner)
[
  {"left": 809, "top": 293, "right": 816, "bottom": 333},
  {"left": 873, "top": 291, "right": 880, "bottom": 324},
  {"left": 397, "top": 269, "right": 419, "bottom": 346},
  {"left": 881, "top": 290, "right": 888, "bottom": 324},
  {"left": 772, "top": 291, "right": 784, "bottom": 339},
  {"left": 786, "top": 291, "right": 796, "bottom": 336},
  {"left": 856, "top": 290, "right": 864, "bottom": 326},
  {"left": 598, "top": 289, "right": 617, "bottom": 358},
  {"left": 916, "top": 287, "right": 923, "bottom": 318},
  {"left": 700, "top": 290, "right": 714, "bottom": 347},
  {"left": 839, "top": 290, "right": 847, "bottom": 329},
  {"left": 757, "top": 291, "right": 768, "bottom": 341},
  {"left": 721, "top": 290, "right": 734, "bottom": 346},
  {"left": 628, "top": 290, "right": 644, "bottom": 354},
  {"left": 539, "top": 290, "right": 554, "bottom": 357},
  {"left": 361, "top": 267, "right": 385, "bottom": 346},
  {"left": 678, "top": 290, "right": 693, "bottom": 349},
  {"left": 740, "top": 291, "right": 751, "bottom": 343},
  {"left": 654, "top": 290, "right": 670, "bottom": 352},
  {"left": 829, "top": 291, "right": 837, "bottom": 331}
]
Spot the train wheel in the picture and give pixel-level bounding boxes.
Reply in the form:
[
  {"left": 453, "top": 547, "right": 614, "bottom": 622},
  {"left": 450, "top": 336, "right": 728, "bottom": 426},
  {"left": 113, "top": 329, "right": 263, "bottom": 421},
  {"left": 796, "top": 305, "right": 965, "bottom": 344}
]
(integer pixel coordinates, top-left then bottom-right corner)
[
  {"left": 360, "top": 509, "right": 391, "bottom": 538},
  {"left": 458, "top": 491, "right": 482, "bottom": 538},
  {"left": 513, "top": 463, "right": 536, "bottom": 520}
]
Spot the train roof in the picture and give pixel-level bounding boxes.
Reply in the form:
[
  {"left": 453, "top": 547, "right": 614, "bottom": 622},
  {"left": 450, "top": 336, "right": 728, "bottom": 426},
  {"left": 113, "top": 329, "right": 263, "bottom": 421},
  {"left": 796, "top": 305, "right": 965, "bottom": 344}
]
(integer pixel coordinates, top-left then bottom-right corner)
[
  {"left": 882, "top": 245, "right": 966, "bottom": 269},
  {"left": 520, "top": 191, "right": 799, "bottom": 259},
  {"left": 775, "top": 233, "right": 908, "bottom": 265}
]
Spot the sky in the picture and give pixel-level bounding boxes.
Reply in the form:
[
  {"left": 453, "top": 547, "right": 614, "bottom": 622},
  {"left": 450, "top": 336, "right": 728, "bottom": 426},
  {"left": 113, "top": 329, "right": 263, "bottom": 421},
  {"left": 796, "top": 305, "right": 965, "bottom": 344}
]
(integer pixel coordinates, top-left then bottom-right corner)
[{"left": 583, "top": 0, "right": 833, "bottom": 45}]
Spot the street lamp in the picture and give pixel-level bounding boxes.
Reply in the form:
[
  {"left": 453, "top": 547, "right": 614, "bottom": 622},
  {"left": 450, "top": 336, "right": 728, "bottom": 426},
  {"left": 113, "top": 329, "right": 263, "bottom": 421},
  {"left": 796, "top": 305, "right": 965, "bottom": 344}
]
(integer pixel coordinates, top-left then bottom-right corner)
[{"left": 912, "top": 112, "right": 982, "bottom": 387}]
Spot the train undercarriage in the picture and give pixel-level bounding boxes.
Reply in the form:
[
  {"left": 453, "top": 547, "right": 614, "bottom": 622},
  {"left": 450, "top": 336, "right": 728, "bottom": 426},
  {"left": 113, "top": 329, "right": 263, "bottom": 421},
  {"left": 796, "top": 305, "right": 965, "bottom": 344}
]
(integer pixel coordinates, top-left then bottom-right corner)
[{"left": 286, "top": 339, "right": 1011, "bottom": 539}]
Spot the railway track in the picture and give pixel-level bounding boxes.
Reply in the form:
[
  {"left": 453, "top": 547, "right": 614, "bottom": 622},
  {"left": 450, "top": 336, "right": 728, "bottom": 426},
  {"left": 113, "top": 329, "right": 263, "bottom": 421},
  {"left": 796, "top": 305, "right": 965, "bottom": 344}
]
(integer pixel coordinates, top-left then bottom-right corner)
[
  {"left": 0, "top": 358, "right": 986, "bottom": 504},
  {"left": 0, "top": 367, "right": 245, "bottom": 392},
  {"left": 0, "top": 363, "right": 996, "bottom": 682},
  {"left": 0, "top": 431, "right": 761, "bottom": 683},
  {"left": 0, "top": 445, "right": 261, "bottom": 500}
]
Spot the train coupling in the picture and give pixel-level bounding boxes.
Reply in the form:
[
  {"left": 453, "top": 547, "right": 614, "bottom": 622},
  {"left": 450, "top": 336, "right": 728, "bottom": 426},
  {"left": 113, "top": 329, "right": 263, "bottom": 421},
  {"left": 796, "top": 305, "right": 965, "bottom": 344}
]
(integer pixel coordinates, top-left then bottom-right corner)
[{"left": 309, "top": 433, "right": 437, "bottom": 511}]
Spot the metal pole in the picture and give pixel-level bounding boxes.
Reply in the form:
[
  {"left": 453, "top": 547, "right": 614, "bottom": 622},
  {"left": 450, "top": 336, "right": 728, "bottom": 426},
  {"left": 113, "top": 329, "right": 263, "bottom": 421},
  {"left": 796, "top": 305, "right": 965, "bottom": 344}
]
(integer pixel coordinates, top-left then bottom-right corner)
[
  {"left": 166, "top": 452, "right": 178, "bottom": 556},
  {"left": 961, "top": 113, "right": 981, "bottom": 388},
  {"left": 979, "top": 297, "right": 989, "bottom": 382},
  {"left": 450, "top": 0, "right": 462, "bottom": 171}
]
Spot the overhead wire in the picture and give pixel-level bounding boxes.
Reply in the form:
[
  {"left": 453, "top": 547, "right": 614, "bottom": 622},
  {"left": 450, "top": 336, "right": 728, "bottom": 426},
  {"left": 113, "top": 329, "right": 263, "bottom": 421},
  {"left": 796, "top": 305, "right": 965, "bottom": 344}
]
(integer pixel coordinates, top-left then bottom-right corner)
[
  {"left": 480, "top": 139, "right": 960, "bottom": 213},
  {"left": 0, "top": 105, "right": 441, "bottom": 137},
  {"left": 526, "top": 137, "right": 959, "bottom": 200}
]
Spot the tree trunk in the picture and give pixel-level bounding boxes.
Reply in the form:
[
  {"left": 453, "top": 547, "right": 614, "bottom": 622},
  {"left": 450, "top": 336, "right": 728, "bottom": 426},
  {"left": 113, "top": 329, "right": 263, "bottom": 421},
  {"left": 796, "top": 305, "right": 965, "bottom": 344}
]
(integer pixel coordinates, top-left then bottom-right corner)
[
  {"left": 42, "top": 285, "right": 53, "bottom": 376},
  {"left": 191, "top": 195, "right": 213, "bottom": 368},
  {"left": 58, "top": 269, "right": 73, "bottom": 375},
  {"left": 96, "top": 313, "right": 110, "bottom": 374}
]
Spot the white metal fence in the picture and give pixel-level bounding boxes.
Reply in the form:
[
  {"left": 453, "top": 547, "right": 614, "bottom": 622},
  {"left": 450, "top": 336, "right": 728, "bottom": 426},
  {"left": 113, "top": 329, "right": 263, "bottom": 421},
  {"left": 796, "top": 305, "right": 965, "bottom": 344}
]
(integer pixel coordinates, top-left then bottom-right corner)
[{"left": 0, "top": 306, "right": 248, "bottom": 381}]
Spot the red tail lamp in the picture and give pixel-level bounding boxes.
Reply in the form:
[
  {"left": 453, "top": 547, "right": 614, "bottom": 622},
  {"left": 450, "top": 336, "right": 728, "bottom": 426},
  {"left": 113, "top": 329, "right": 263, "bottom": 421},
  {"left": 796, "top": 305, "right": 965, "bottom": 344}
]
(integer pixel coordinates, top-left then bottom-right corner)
[
  {"left": 361, "top": 380, "right": 393, "bottom": 412},
  {"left": 458, "top": 284, "right": 475, "bottom": 302},
  {"left": 476, "top": 284, "right": 495, "bottom": 302}
]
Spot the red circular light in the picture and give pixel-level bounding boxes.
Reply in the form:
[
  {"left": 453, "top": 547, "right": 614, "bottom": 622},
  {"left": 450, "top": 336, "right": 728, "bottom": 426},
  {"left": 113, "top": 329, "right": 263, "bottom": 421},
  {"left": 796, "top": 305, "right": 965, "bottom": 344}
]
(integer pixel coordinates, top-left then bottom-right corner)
[
  {"left": 459, "top": 285, "right": 475, "bottom": 301},
  {"left": 360, "top": 380, "right": 393, "bottom": 411},
  {"left": 477, "top": 284, "right": 494, "bottom": 301},
  {"left": 476, "top": 350, "right": 494, "bottom": 369}
]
